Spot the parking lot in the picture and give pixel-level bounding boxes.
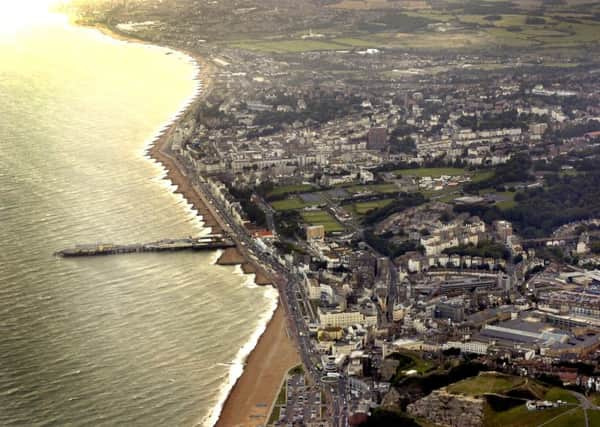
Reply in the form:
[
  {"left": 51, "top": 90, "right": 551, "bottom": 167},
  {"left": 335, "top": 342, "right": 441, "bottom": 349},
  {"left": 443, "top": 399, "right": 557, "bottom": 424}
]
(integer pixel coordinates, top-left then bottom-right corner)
[{"left": 269, "top": 370, "right": 329, "bottom": 426}]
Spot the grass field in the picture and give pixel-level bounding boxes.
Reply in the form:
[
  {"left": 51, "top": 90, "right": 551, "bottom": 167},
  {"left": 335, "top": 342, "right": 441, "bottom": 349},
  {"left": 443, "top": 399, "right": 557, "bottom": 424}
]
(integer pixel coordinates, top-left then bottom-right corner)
[
  {"left": 230, "top": 39, "right": 348, "bottom": 53},
  {"left": 333, "top": 37, "right": 377, "bottom": 47},
  {"left": 452, "top": 12, "right": 600, "bottom": 49},
  {"left": 271, "top": 196, "right": 310, "bottom": 211},
  {"left": 390, "top": 350, "right": 436, "bottom": 377},
  {"left": 484, "top": 405, "right": 575, "bottom": 427},
  {"left": 383, "top": 7, "right": 600, "bottom": 51},
  {"left": 541, "top": 408, "right": 586, "bottom": 427},
  {"left": 544, "top": 387, "right": 578, "bottom": 404},
  {"left": 329, "top": 0, "right": 429, "bottom": 10},
  {"left": 350, "top": 199, "right": 394, "bottom": 215},
  {"left": 494, "top": 191, "right": 517, "bottom": 210},
  {"left": 345, "top": 183, "right": 400, "bottom": 194},
  {"left": 226, "top": 1, "right": 600, "bottom": 54},
  {"left": 395, "top": 167, "right": 492, "bottom": 187},
  {"left": 471, "top": 170, "right": 495, "bottom": 183},
  {"left": 230, "top": 36, "right": 381, "bottom": 53},
  {"left": 477, "top": 189, "right": 517, "bottom": 209},
  {"left": 267, "top": 406, "right": 280, "bottom": 425},
  {"left": 588, "top": 410, "right": 600, "bottom": 427},
  {"left": 445, "top": 374, "right": 586, "bottom": 427},
  {"left": 447, "top": 373, "right": 525, "bottom": 396},
  {"left": 276, "top": 381, "right": 287, "bottom": 405},
  {"left": 301, "top": 210, "right": 344, "bottom": 233}
]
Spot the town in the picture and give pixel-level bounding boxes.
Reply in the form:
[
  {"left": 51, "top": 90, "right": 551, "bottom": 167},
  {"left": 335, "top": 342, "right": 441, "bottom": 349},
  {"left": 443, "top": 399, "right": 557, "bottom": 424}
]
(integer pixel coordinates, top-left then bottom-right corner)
[{"left": 68, "top": 0, "right": 600, "bottom": 426}]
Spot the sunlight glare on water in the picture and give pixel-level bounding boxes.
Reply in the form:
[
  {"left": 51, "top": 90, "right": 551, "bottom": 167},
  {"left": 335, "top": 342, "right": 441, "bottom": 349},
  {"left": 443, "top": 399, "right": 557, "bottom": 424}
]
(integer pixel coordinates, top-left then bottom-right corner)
[
  {"left": 0, "top": 0, "right": 68, "bottom": 34},
  {"left": 0, "top": 11, "right": 276, "bottom": 427}
]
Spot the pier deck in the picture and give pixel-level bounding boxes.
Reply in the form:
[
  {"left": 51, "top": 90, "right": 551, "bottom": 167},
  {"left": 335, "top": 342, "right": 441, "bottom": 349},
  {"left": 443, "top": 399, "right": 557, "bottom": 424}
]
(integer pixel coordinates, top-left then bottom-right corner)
[{"left": 55, "top": 235, "right": 235, "bottom": 257}]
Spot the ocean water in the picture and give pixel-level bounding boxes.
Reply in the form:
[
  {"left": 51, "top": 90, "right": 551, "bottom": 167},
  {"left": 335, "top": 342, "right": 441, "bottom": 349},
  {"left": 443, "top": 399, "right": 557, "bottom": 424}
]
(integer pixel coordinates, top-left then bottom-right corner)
[{"left": 0, "top": 16, "right": 276, "bottom": 427}]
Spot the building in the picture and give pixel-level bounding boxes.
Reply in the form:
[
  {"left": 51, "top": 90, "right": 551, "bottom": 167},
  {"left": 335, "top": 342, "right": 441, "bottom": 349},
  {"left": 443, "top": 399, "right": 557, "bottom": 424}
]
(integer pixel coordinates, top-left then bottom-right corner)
[
  {"left": 307, "top": 225, "right": 325, "bottom": 242},
  {"left": 494, "top": 220, "right": 513, "bottom": 243},
  {"left": 304, "top": 275, "right": 322, "bottom": 300},
  {"left": 350, "top": 251, "right": 377, "bottom": 288},
  {"left": 318, "top": 308, "right": 377, "bottom": 328},
  {"left": 442, "top": 341, "right": 489, "bottom": 355},
  {"left": 367, "top": 127, "right": 387, "bottom": 151},
  {"left": 477, "top": 313, "right": 600, "bottom": 357},
  {"left": 577, "top": 233, "right": 590, "bottom": 255},
  {"left": 434, "top": 302, "right": 465, "bottom": 323}
]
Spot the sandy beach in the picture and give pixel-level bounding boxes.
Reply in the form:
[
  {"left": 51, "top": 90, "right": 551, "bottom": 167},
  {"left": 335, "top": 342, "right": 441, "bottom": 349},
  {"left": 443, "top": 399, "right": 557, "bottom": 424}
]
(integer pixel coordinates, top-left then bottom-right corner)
[
  {"left": 150, "top": 95, "right": 297, "bottom": 426},
  {"left": 215, "top": 304, "right": 300, "bottom": 427},
  {"left": 149, "top": 129, "right": 223, "bottom": 234},
  {"left": 149, "top": 76, "right": 297, "bottom": 425},
  {"left": 90, "top": 24, "right": 303, "bottom": 426}
]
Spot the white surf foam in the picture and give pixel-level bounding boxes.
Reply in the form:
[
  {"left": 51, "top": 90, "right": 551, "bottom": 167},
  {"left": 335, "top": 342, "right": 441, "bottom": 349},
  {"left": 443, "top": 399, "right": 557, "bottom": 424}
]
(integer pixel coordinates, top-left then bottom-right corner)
[
  {"left": 200, "top": 267, "right": 279, "bottom": 427},
  {"left": 91, "top": 25, "right": 281, "bottom": 427},
  {"left": 210, "top": 249, "right": 223, "bottom": 266}
]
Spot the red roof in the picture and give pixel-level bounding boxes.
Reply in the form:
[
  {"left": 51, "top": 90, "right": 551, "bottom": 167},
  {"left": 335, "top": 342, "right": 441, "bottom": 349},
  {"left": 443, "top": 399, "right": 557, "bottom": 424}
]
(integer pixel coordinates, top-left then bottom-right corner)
[
  {"left": 254, "top": 229, "right": 274, "bottom": 238},
  {"left": 348, "top": 413, "right": 369, "bottom": 426}
]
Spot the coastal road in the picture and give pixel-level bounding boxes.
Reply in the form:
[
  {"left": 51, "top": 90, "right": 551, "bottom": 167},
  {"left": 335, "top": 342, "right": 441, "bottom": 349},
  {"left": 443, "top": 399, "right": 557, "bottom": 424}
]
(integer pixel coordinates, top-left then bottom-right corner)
[
  {"left": 169, "top": 151, "right": 345, "bottom": 424},
  {"left": 164, "top": 146, "right": 349, "bottom": 425}
]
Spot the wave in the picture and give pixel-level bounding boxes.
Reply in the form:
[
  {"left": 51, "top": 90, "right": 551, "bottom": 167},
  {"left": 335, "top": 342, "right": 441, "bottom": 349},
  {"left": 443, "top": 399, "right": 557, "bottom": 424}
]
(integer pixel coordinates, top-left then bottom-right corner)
[
  {"left": 200, "top": 273, "right": 279, "bottom": 427},
  {"left": 125, "top": 45, "right": 207, "bottom": 235},
  {"left": 90, "top": 24, "right": 281, "bottom": 427},
  {"left": 210, "top": 250, "right": 224, "bottom": 266}
]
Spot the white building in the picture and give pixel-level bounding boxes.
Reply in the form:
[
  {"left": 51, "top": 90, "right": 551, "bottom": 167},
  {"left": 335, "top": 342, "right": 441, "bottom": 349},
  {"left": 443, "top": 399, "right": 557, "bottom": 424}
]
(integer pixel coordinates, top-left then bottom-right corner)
[{"left": 442, "top": 341, "right": 489, "bottom": 355}]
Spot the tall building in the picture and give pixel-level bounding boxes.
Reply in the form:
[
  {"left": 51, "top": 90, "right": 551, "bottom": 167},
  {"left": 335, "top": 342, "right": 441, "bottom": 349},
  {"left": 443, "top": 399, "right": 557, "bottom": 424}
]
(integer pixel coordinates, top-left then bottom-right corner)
[
  {"left": 434, "top": 302, "right": 465, "bottom": 323},
  {"left": 350, "top": 251, "right": 377, "bottom": 289},
  {"left": 494, "top": 220, "right": 513, "bottom": 243},
  {"left": 367, "top": 127, "right": 387, "bottom": 151},
  {"left": 577, "top": 232, "right": 590, "bottom": 255}
]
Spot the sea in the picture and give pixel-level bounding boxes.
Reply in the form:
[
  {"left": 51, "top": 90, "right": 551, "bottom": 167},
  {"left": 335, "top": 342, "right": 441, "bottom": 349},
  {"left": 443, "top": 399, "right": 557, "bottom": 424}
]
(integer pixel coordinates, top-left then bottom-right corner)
[{"left": 0, "top": 14, "right": 277, "bottom": 427}]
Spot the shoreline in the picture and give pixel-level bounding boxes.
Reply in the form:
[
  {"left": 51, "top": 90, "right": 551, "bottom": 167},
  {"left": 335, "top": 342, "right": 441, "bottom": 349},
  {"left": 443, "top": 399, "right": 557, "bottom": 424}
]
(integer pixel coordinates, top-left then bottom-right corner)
[
  {"left": 214, "top": 303, "right": 301, "bottom": 427},
  {"left": 85, "top": 21, "right": 299, "bottom": 427}
]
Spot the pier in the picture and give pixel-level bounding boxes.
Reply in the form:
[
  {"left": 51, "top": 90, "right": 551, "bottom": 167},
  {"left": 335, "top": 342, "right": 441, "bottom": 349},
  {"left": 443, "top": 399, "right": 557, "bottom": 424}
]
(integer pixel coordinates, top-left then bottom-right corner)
[{"left": 55, "top": 234, "right": 235, "bottom": 258}]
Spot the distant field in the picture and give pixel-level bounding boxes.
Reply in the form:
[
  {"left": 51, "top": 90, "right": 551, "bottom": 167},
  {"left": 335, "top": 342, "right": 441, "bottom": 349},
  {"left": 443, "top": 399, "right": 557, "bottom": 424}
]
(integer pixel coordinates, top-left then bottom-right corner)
[
  {"left": 447, "top": 374, "right": 524, "bottom": 396},
  {"left": 301, "top": 210, "right": 344, "bottom": 232},
  {"left": 332, "top": 37, "right": 376, "bottom": 47},
  {"left": 495, "top": 192, "right": 517, "bottom": 210},
  {"left": 345, "top": 183, "right": 399, "bottom": 194},
  {"left": 329, "top": 0, "right": 429, "bottom": 10},
  {"left": 485, "top": 405, "right": 576, "bottom": 427},
  {"left": 388, "top": 30, "right": 493, "bottom": 50},
  {"left": 544, "top": 387, "right": 578, "bottom": 404},
  {"left": 349, "top": 199, "right": 394, "bottom": 215},
  {"left": 271, "top": 196, "right": 309, "bottom": 211},
  {"left": 229, "top": 37, "right": 380, "bottom": 53},
  {"left": 394, "top": 167, "right": 492, "bottom": 184},
  {"left": 479, "top": 189, "right": 517, "bottom": 210},
  {"left": 446, "top": 373, "right": 585, "bottom": 427},
  {"left": 589, "top": 410, "right": 600, "bottom": 427},
  {"left": 396, "top": 351, "right": 435, "bottom": 375},
  {"left": 228, "top": 0, "right": 600, "bottom": 53},
  {"left": 471, "top": 170, "right": 495, "bottom": 183},
  {"left": 382, "top": 6, "right": 600, "bottom": 50},
  {"left": 230, "top": 39, "right": 348, "bottom": 53}
]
